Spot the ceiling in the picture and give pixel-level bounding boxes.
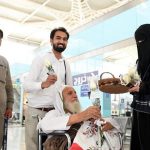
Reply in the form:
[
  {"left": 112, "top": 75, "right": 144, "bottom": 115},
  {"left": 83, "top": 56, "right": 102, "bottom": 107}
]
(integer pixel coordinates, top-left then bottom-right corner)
[{"left": 0, "top": 0, "right": 135, "bottom": 46}]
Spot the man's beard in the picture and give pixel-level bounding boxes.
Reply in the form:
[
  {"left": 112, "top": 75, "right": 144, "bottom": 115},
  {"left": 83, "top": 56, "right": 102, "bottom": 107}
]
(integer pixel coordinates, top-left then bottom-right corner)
[
  {"left": 64, "top": 100, "right": 81, "bottom": 114},
  {"left": 53, "top": 43, "right": 66, "bottom": 53}
]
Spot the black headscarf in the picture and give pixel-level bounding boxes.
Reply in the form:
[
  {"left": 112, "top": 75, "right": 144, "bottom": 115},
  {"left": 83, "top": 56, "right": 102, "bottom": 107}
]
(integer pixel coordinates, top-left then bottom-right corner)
[{"left": 135, "top": 24, "right": 150, "bottom": 80}]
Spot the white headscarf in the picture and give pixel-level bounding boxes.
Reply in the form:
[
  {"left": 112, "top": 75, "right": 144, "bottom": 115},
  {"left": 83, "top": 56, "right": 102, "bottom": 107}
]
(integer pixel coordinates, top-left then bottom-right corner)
[{"left": 54, "top": 85, "right": 72, "bottom": 114}]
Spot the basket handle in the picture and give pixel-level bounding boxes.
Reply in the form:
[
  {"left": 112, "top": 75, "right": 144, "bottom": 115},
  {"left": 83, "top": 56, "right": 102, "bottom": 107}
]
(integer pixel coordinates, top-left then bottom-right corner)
[{"left": 100, "top": 72, "right": 115, "bottom": 79}]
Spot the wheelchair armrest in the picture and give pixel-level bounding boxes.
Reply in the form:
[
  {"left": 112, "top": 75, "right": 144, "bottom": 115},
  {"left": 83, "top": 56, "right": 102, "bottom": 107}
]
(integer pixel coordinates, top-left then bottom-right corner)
[
  {"left": 49, "top": 130, "right": 66, "bottom": 134},
  {"left": 37, "top": 115, "right": 71, "bottom": 150}
]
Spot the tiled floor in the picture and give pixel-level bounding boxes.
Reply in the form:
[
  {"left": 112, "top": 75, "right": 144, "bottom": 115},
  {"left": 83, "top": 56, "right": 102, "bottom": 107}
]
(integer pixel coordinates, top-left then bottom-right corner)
[
  {"left": 7, "top": 124, "right": 25, "bottom": 150},
  {"left": 6, "top": 123, "right": 130, "bottom": 150}
]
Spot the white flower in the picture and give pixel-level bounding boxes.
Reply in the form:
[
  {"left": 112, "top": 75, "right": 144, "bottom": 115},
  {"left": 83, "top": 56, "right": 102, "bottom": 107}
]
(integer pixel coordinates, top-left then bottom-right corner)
[
  {"left": 122, "top": 74, "right": 131, "bottom": 85},
  {"left": 45, "top": 60, "right": 51, "bottom": 67},
  {"left": 45, "top": 60, "right": 54, "bottom": 74},
  {"left": 88, "top": 76, "right": 98, "bottom": 91},
  {"left": 121, "top": 65, "right": 141, "bottom": 86},
  {"left": 128, "top": 66, "right": 135, "bottom": 76}
]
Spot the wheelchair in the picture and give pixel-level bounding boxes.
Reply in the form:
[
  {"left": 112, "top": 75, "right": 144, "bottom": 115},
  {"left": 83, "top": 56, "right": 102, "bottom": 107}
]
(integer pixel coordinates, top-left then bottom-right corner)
[
  {"left": 113, "top": 116, "right": 129, "bottom": 150},
  {"left": 37, "top": 115, "right": 128, "bottom": 150},
  {"left": 37, "top": 116, "right": 71, "bottom": 150}
]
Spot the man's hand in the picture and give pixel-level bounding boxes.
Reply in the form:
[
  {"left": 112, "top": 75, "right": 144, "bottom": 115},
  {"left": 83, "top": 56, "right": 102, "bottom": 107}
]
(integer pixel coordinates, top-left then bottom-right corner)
[
  {"left": 4, "top": 108, "right": 13, "bottom": 118},
  {"left": 67, "top": 106, "right": 101, "bottom": 126},
  {"left": 41, "top": 74, "right": 57, "bottom": 89},
  {"left": 79, "top": 106, "right": 101, "bottom": 121}
]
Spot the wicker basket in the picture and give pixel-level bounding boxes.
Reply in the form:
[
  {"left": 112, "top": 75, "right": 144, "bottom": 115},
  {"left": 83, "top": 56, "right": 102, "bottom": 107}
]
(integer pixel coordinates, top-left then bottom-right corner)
[{"left": 98, "top": 72, "right": 129, "bottom": 94}]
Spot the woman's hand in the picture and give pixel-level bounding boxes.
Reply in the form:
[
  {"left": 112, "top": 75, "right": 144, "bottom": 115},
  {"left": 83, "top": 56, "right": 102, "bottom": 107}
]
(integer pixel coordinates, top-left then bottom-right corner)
[{"left": 128, "top": 84, "right": 140, "bottom": 93}]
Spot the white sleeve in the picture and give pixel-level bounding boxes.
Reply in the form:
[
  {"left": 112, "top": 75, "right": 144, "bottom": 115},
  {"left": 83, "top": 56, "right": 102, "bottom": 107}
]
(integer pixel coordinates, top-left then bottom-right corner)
[
  {"left": 22, "top": 56, "right": 43, "bottom": 92},
  {"left": 65, "top": 60, "right": 72, "bottom": 86},
  {"left": 37, "top": 110, "right": 71, "bottom": 134}
]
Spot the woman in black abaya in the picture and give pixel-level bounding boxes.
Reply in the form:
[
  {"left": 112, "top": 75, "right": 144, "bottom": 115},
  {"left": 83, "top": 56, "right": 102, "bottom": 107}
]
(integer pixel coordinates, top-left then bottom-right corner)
[{"left": 129, "top": 24, "right": 150, "bottom": 150}]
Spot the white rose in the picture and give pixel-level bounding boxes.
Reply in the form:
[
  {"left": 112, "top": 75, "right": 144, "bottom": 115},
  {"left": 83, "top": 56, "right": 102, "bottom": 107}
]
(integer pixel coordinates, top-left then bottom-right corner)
[
  {"left": 45, "top": 60, "right": 51, "bottom": 68},
  {"left": 122, "top": 74, "right": 131, "bottom": 85},
  {"left": 90, "top": 80, "right": 97, "bottom": 91},
  {"left": 88, "top": 76, "right": 98, "bottom": 91},
  {"left": 128, "top": 66, "right": 136, "bottom": 77}
]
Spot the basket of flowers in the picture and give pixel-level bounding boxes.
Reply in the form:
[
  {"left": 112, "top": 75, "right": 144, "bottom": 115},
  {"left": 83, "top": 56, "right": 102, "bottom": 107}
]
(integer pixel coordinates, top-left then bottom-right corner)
[{"left": 98, "top": 72, "right": 129, "bottom": 94}]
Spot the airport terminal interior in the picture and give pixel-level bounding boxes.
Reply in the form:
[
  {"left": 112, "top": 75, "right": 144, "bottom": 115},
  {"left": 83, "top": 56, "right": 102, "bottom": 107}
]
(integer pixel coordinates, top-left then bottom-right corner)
[{"left": 0, "top": 0, "right": 150, "bottom": 149}]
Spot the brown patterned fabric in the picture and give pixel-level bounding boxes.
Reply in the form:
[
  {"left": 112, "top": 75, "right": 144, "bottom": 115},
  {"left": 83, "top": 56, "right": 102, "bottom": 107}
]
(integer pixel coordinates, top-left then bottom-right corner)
[{"left": 43, "top": 123, "right": 81, "bottom": 150}]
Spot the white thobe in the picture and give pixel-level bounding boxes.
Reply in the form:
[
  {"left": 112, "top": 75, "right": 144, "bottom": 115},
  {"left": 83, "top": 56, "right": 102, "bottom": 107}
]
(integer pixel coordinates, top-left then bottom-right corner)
[
  {"left": 22, "top": 51, "right": 72, "bottom": 108},
  {"left": 72, "top": 119, "right": 122, "bottom": 150},
  {"left": 37, "top": 109, "right": 71, "bottom": 133}
]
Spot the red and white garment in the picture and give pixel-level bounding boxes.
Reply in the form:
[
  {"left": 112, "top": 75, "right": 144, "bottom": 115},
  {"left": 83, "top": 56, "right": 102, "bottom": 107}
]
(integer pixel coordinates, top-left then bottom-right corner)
[{"left": 70, "top": 119, "right": 122, "bottom": 150}]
